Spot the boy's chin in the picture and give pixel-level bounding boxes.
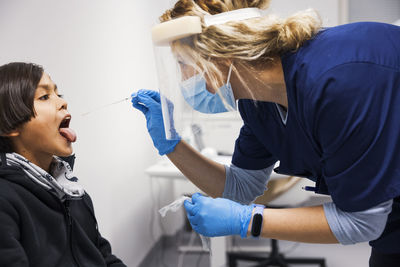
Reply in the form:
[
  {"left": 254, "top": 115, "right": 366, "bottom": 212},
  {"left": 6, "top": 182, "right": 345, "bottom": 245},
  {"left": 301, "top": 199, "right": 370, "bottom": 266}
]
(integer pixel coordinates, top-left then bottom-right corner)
[{"left": 56, "top": 148, "right": 74, "bottom": 157}]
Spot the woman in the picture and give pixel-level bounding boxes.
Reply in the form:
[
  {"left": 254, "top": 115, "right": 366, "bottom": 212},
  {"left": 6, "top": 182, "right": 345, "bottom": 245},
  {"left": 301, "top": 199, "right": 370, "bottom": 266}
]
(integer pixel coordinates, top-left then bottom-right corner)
[{"left": 131, "top": 0, "right": 400, "bottom": 266}]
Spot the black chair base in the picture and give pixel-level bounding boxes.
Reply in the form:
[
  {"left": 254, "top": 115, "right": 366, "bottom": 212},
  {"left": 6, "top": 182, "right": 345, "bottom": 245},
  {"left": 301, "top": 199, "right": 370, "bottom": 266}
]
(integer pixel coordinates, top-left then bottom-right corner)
[
  {"left": 227, "top": 239, "right": 326, "bottom": 267},
  {"left": 228, "top": 253, "right": 326, "bottom": 267}
]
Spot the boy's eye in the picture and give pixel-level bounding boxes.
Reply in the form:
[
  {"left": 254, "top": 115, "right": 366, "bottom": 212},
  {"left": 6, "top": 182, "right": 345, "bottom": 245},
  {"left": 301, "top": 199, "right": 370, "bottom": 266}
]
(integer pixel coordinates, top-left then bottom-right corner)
[
  {"left": 39, "top": 95, "right": 49, "bottom": 100},
  {"left": 57, "top": 94, "right": 64, "bottom": 98}
]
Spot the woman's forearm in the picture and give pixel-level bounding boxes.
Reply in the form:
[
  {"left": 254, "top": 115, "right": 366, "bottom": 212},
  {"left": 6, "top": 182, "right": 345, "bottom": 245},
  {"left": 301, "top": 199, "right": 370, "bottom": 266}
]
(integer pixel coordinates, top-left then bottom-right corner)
[
  {"left": 248, "top": 205, "right": 338, "bottom": 243},
  {"left": 167, "top": 140, "right": 226, "bottom": 198}
]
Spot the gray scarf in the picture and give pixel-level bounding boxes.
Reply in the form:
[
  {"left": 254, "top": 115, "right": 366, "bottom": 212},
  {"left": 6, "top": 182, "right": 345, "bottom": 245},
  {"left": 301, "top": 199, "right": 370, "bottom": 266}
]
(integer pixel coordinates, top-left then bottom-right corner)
[{"left": 2, "top": 153, "right": 85, "bottom": 201}]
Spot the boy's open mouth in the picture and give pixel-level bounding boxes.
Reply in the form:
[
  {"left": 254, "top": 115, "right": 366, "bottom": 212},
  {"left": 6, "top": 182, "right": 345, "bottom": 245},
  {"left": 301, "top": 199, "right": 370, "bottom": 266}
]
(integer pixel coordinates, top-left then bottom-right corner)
[{"left": 59, "top": 115, "right": 77, "bottom": 143}]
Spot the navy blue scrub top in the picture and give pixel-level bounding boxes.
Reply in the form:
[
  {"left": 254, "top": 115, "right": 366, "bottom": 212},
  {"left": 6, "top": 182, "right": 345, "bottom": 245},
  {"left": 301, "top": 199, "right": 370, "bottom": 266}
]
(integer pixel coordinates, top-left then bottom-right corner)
[{"left": 231, "top": 22, "right": 400, "bottom": 253}]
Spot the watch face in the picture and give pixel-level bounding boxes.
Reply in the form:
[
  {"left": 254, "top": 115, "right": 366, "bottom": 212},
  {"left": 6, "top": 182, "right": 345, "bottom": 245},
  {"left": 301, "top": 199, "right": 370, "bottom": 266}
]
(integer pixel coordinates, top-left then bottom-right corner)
[{"left": 251, "top": 213, "right": 263, "bottom": 237}]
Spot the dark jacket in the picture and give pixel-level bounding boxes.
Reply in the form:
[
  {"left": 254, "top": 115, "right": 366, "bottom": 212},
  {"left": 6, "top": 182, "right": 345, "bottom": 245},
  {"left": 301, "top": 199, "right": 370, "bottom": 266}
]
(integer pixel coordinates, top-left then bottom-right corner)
[{"left": 0, "top": 157, "right": 126, "bottom": 267}]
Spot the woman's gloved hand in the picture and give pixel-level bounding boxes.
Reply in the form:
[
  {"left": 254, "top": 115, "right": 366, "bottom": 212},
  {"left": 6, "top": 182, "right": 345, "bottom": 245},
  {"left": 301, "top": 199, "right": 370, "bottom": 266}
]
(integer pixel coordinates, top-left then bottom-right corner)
[
  {"left": 184, "top": 193, "right": 254, "bottom": 238},
  {"left": 131, "top": 89, "right": 180, "bottom": 155}
]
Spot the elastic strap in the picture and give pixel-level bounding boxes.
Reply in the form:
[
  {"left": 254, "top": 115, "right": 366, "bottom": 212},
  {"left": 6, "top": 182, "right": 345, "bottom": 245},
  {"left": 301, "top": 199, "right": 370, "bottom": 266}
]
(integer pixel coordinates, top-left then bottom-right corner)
[{"left": 204, "top": 7, "right": 262, "bottom": 27}]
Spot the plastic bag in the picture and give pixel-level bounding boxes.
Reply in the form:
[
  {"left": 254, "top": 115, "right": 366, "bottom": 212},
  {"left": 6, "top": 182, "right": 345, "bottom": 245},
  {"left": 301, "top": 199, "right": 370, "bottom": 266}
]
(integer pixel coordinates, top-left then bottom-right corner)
[{"left": 159, "top": 196, "right": 211, "bottom": 252}]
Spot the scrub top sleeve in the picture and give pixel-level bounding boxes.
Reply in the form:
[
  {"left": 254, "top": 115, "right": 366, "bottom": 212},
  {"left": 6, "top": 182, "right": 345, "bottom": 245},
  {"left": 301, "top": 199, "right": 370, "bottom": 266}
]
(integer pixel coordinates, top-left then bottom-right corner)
[
  {"left": 232, "top": 123, "right": 277, "bottom": 170},
  {"left": 311, "top": 62, "right": 400, "bottom": 212},
  {"left": 223, "top": 164, "right": 274, "bottom": 204}
]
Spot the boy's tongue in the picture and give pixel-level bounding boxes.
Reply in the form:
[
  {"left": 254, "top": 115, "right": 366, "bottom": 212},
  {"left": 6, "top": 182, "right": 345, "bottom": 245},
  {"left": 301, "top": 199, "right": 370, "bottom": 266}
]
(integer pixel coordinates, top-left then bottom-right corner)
[{"left": 59, "top": 128, "right": 77, "bottom": 143}]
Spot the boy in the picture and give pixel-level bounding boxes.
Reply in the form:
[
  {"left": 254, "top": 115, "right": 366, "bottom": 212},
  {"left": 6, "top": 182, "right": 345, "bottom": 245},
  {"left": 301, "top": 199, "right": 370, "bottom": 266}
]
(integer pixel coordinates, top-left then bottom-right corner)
[{"left": 0, "top": 62, "right": 126, "bottom": 267}]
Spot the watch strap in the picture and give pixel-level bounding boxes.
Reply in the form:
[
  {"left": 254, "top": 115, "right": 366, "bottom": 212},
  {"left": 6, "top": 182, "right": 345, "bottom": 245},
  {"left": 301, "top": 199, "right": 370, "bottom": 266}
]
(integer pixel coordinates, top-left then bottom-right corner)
[{"left": 250, "top": 204, "right": 264, "bottom": 238}]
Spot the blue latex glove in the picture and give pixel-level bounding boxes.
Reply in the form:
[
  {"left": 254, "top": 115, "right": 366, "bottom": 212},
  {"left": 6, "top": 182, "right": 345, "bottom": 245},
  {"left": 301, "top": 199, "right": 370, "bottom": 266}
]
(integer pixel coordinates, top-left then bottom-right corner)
[
  {"left": 184, "top": 193, "right": 254, "bottom": 238},
  {"left": 131, "top": 89, "right": 180, "bottom": 155}
]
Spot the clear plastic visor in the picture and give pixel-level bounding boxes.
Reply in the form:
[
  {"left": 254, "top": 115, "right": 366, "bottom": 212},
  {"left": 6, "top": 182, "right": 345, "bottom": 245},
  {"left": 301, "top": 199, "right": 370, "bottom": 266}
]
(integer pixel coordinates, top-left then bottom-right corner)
[{"left": 153, "top": 43, "right": 236, "bottom": 140}]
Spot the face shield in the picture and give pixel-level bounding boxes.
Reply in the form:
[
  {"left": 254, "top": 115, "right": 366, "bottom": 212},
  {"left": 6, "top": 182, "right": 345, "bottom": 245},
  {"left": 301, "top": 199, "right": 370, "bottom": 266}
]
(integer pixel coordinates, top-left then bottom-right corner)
[{"left": 151, "top": 8, "right": 262, "bottom": 140}]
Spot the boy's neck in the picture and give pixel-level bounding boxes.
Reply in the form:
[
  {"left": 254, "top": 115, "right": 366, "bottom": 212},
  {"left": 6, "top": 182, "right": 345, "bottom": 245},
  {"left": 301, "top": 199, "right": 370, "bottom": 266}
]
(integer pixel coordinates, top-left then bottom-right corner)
[{"left": 14, "top": 149, "right": 53, "bottom": 173}]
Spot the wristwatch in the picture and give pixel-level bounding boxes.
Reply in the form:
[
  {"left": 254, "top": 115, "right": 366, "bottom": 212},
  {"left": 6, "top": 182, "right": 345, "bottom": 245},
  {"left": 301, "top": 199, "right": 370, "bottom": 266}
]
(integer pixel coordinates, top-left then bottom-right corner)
[{"left": 250, "top": 204, "right": 265, "bottom": 238}]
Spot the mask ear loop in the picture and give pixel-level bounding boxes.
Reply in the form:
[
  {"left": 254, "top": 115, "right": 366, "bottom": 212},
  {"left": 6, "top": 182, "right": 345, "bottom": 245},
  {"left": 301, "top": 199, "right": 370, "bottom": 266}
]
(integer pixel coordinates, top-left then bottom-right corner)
[
  {"left": 226, "top": 63, "right": 233, "bottom": 84},
  {"left": 215, "top": 62, "right": 236, "bottom": 112}
]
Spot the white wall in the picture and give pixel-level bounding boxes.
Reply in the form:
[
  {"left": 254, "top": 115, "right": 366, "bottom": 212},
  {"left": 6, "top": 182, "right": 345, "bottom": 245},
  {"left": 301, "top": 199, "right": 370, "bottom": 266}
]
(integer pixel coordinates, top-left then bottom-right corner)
[
  {"left": 349, "top": 0, "right": 400, "bottom": 23},
  {"left": 268, "top": 0, "right": 343, "bottom": 26},
  {"left": 0, "top": 0, "right": 171, "bottom": 266}
]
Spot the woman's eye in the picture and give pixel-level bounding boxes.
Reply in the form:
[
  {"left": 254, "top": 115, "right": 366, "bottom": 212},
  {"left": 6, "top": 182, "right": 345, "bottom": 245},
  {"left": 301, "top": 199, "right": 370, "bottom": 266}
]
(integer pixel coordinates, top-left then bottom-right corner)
[
  {"left": 57, "top": 94, "right": 64, "bottom": 98},
  {"left": 39, "top": 95, "right": 49, "bottom": 100}
]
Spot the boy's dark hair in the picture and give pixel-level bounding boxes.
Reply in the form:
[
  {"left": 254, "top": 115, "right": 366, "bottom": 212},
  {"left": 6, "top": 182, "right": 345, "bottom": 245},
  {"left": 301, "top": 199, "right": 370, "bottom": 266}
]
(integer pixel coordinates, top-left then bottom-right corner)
[{"left": 0, "top": 62, "right": 44, "bottom": 153}]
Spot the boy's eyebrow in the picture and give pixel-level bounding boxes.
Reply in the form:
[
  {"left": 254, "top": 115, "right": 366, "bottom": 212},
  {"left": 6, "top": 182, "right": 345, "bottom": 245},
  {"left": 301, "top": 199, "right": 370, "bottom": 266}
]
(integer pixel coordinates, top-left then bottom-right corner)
[{"left": 38, "top": 83, "right": 58, "bottom": 91}]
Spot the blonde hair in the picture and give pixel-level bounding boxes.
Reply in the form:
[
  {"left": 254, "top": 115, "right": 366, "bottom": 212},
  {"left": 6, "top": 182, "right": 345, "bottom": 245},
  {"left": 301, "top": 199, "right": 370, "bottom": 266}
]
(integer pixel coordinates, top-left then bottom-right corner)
[{"left": 161, "top": 0, "right": 322, "bottom": 96}]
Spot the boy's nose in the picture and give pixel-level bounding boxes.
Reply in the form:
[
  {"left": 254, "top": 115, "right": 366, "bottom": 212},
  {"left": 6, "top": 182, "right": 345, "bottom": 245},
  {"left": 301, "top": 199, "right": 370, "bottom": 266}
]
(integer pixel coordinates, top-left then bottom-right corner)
[{"left": 59, "top": 97, "right": 68, "bottom": 110}]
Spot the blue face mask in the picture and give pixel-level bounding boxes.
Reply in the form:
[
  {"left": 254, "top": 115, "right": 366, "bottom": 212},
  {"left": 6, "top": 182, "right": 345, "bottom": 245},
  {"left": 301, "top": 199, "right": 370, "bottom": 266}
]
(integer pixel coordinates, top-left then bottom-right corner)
[{"left": 180, "top": 65, "right": 236, "bottom": 114}]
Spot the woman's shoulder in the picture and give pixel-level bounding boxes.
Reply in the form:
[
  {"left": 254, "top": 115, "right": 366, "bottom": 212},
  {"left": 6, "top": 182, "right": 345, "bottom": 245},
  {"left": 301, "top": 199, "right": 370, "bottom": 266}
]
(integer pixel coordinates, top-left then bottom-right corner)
[
  {"left": 300, "top": 22, "right": 400, "bottom": 69},
  {"left": 315, "top": 22, "right": 399, "bottom": 46},
  {"left": 321, "top": 21, "right": 399, "bottom": 36},
  {"left": 283, "top": 22, "right": 400, "bottom": 105}
]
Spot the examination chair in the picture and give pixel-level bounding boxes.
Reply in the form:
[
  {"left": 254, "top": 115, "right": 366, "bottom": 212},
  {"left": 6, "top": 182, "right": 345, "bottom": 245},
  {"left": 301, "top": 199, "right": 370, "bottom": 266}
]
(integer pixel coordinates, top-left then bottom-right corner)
[{"left": 227, "top": 176, "right": 326, "bottom": 267}]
